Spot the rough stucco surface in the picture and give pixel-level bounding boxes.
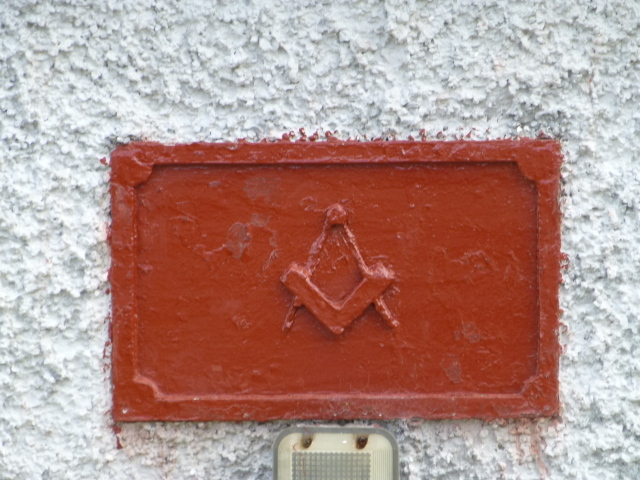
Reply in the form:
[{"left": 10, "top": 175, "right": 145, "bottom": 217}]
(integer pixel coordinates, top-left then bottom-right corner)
[{"left": 1, "top": 0, "right": 639, "bottom": 478}]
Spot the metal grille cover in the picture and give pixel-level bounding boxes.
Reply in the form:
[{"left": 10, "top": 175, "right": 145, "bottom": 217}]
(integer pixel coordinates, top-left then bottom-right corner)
[{"left": 292, "top": 452, "right": 370, "bottom": 480}]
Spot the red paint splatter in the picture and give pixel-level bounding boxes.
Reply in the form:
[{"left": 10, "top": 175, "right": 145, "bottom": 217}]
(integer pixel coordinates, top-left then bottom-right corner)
[{"left": 113, "top": 425, "right": 123, "bottom": 449}]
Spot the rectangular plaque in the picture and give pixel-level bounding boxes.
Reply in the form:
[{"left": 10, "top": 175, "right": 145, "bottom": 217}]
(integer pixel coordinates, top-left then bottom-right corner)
[{"left": 110, "top": 140, "right": 561, "bottom": 421}]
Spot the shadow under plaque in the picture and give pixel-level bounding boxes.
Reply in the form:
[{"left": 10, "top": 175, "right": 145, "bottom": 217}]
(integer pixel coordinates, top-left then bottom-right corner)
[{"left": 109, "top": 140, "right": 562, "bottom": 421}]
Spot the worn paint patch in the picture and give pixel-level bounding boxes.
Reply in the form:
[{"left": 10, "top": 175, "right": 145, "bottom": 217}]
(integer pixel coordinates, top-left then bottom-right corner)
[{"left": 225, "top": 223, "right": 251, "bottom": 259}]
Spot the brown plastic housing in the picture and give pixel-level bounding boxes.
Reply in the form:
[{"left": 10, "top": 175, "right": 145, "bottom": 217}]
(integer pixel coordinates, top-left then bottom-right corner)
[{"left": 110, "top": 140, "right": 562, "bottom": 421}]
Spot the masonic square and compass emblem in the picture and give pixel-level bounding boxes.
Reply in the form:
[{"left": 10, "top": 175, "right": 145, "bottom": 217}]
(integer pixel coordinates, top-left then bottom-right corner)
[{"left": 281, "top": 203, "right": 399, "bottom": 335}]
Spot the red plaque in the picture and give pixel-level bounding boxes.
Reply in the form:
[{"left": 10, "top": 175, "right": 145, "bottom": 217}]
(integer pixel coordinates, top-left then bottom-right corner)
[{"left": 110, "top": 140, "right": 561, "bottom": 421}]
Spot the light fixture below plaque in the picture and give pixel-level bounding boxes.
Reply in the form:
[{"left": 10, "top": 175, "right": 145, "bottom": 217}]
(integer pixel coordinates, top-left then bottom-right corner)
[{"left": 273, "top": 426, "right": 398, "bottom": 480}]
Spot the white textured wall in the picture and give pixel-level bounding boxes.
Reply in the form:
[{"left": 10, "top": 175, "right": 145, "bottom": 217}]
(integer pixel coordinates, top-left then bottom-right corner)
[{"left": 1, "top": 0, "right": 639, "bottom": 478}]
